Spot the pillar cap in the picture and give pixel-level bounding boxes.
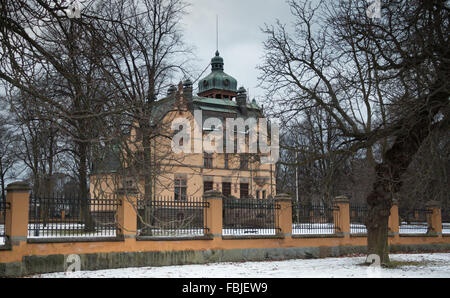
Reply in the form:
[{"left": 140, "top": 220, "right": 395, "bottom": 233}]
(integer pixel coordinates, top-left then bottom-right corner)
[
  {"left": 203, "top": 190, "right": 223, "bottom": 199},
  {"left": 6, "top": 182, "right": 30, "bottom": 192},
  {"left": 333, "top": 195, "right": 349, "bottom": 204},
  {"left": 274, "top": 193, "right": 292, "bottom": 202}
]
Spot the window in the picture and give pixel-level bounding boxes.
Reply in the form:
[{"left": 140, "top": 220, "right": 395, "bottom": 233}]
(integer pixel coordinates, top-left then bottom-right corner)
[
  {"left": 240, "top": 183, "right": 249, "bottom": 199},
  {"left": 204, "top": 181, "right": 213, "bottom": 193},
  {"left": 256, "top": 190, "right": 260, "bottom": 199},
  {"left": 240, "top": 154, "right": 249, "bottom": 170},
  {"left": 262, "top": 190, "right": 266, "bottom": 200},
  {"left": 174, "top": 178, "right": 187, "bottom": 201},
  {"left": 224, "top": 153, "right": 230, "bottom": 169},
  {"left": 222, "top": 182, "right": 231, "bottom": 198},
  {"left": 203, "top": 153, "right": 213, "bottom": 168}
]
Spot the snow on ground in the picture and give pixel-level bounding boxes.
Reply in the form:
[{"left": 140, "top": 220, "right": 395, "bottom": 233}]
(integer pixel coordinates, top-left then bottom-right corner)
[{"left": 33, "top": 253, "right": 450, "bottom": 278}]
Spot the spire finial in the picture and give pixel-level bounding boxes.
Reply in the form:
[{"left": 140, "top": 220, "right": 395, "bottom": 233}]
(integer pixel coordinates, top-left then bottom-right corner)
[{"left": 216, "top": 15, "right": 219, "bottom": 52}]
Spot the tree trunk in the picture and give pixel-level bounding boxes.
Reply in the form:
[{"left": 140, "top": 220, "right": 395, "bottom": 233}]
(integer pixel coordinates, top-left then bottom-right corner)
[
  {"left": 365, "top": 87, "right": 448, "bottom": 264},
  {"left": 78, "top": 141, "right": 95, "bottom": 232},
  {"left": 141, "top": 123, "right": 154, "bottom": 236},
  {"left": 365, "top": 163, "right": 394, "bottom": 265},
  {"left": 0, "top": 158, "right": 5, "bottom": 201}
]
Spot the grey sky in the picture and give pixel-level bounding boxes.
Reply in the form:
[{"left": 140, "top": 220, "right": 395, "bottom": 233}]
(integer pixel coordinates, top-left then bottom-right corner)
[{"left": 181, "top": 0, "right": 294, "bottom": 100}]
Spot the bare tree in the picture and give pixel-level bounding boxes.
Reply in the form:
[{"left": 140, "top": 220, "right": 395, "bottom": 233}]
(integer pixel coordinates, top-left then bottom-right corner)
[
  {"left": 0, "top": 115, "right": 19, "bottom": 201},
  {"left": 259, "top": 0, "right": 449, "bottom": 264},
  {"left": 94, "top": 0, "right": 189, "bottom": 181},
  {"left": 87, "top": 0, "right": 193, "bottom": 235},
  {"left": 0, "top": 0, "right": 118, "bottom": 230}
]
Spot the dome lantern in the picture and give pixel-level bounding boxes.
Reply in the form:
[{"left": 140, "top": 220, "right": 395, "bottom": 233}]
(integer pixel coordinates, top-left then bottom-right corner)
[{"left": 197, "top": 51, "right": 238, "bottom": 100}]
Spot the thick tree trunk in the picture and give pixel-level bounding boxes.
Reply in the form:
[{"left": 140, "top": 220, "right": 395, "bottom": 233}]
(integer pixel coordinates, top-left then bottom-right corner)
[
  {"left": 365, "top": 89, "right": 448, "bottom": 264},
  {"left": 0, "top": 170, "right": 5, "bottom": 202},
  {"left": 366, "top": 163, "right": 395, "bottom": 265}
]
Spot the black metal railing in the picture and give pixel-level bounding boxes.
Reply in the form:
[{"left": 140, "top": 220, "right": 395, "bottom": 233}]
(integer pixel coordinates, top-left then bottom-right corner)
[
  {"left": 350, "top": 204, "right": 368, "bottom": 234},
  {"left": 442, "top": 208, "right": 450, "bottom": 234},
  {"left": 398, "top": 208, "right": 431, "bottom": 234},
  {"left": 0, "top": 199, "right": 9, "bottom": 245},
  {"left": 28, "top": 193, "right": 121, "bottom": 239},
  {"left": 137, "top": 196, "right": 209, "bottom": 237},
  {"left": 222, "top": 198, "right": 280, "bottom": 236},
  {"left": 292, "top": 202, "right": 339, "bottom": 235}
]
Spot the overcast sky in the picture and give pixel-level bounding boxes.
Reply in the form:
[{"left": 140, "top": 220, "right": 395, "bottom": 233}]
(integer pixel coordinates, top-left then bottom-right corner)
[{"left": 181, "top": 0, "right": 294, "bottom": 100}]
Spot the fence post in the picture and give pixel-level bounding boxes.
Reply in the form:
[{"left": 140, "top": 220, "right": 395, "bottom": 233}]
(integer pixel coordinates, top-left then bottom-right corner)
[
  {"left": 5, "top": 182, "right": 31, "bottom": 247},
  {"left": 275, "top": 193, "right": 292, "bottom": 238},
  {"left": 425, "top": 201, "right": 442, "bottom": 236},
  {"left": 116, "top": 188, "right": 138, "bottom": 240},
  {"left": 203, "top": 190, "right": 223, "bottom": 239},
  {"left": 388, "top": 199, "right": 399, "bottom": 238},
  {"left": 333, "top": 196, "right": 350, "bottom": 238}
]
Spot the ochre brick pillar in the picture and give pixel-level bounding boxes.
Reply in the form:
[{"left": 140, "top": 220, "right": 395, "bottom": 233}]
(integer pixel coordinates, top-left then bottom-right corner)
[
  {"left": 116, "top": 188, "right": 138, "bottom": 240},
  {"left": 275, "top": 193, "right": 292, "bottom": 238},
  {"left": 203, "top": 190, "right": 223, "bottom": 238},
  {"left": 5, "top": 182, "right": 31, "bottom": 247},
  {"left": 333, "top": 196, "right": 350, "bottom": 238},
  {"left": 388, "top": 199, "right": 400, "bottom": 238},
  {"left": 425, "top": 201, "right": 442, "bottom": 236}
]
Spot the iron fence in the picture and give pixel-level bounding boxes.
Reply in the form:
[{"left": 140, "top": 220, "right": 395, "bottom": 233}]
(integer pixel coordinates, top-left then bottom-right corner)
[
  {"left": 398, "top": 208, "right": 431, "bottom": 234},
  {"left": 442, "top": 208, "right": 450, "bottom": 234},
  {"left": 28, "top": 193, "right": 121, "bottom": 239},
  {"left": 292, "top": 202, "right": 339, "bottom": 235},
  {"left": 137, "top": 196, "right": 209, "bottom": 237},
  {"left": 0, "top": 199, "right": 9, "bottom": 245},
  {"left": 222, "top": 198, "right": 280, "bottom": 236},
  {"left": 350, "top": 204, "right": 368, "bottom": 234},
  {"left": 442, "top": 208, "right": 450, "bottom": 223}
]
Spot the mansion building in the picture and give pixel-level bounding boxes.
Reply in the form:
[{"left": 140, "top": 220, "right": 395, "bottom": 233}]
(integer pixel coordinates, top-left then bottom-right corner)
[{"left": 90, "top": 51, "right": 276, "bottom": 200}]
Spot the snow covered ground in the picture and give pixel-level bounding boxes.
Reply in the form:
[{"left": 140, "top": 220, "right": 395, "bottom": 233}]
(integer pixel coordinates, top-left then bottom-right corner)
[{"left": 33, "top": 253, "right": 450, "bottom": 278}]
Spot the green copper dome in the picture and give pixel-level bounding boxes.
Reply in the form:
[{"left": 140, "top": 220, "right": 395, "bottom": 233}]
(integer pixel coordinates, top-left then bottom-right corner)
[{"left": 198, "top": 51, "right": 237, "bottom": 94}]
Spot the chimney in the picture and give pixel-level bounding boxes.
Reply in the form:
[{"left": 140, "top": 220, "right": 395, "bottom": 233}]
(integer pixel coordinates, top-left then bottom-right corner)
[
  {"left": 167, "top": 84, "right": 177, "bottom": 98},
  {"left": 183, "top": 79, "right": 193, "bottom": 109},
  {"left": 236, "top": 86, "right": 247, "bottom": 116}
]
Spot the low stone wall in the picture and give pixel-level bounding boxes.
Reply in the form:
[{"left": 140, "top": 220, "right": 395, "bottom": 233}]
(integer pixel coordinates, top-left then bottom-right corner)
[{"left": 2, "top": 241, "right": 450, "bottom": 277}]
